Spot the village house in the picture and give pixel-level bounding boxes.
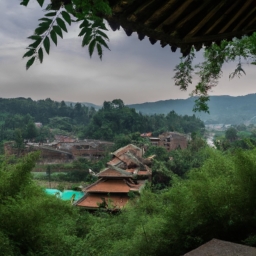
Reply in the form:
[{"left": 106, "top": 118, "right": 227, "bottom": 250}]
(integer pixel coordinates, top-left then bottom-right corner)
[
  {"left": 75, "top": 144, "right": 152, "bottom": 210},
  {"left": 141, "top": 131, "right": 188, "bottom": 151},
  {"left": 4, "top": 139, "right": 114, "bottom": 163}
]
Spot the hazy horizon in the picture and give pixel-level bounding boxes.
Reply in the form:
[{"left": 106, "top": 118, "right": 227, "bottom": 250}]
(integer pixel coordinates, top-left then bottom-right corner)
[{"left": 2, "top": 92, "right": 256, "bottom": 107}]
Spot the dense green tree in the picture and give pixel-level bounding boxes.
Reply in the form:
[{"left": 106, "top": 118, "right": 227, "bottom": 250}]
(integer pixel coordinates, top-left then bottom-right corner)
[
  {"left": 25, "top": 121, "right": 38, "bottom": 140},
  {"left": 0, "top": 152, "right": 82, "bottom": 256},
  {"left": 225, "top": 127, "right": 238, "bottom": 142},
  {"left": 14, "top": 129, "right": 24, "bottom": 154},
  {"left": 82, "top": 99, "right": 204, "bottom": 141},
  {"left": 78, "top": 148, "right": 256, "bottom": 256}
]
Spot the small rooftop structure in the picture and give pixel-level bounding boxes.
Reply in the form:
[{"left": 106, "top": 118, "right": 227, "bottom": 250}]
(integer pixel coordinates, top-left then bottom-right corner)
[
  {"left": 141, "top": 132, "right": 152, "bottom": 137},
  {"left": 184, "top": 239, "right": 256, "bottom": 256}
]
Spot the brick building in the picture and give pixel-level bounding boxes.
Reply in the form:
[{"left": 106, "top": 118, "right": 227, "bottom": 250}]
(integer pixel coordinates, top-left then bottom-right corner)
[{"left": 142, "top": 132, "right": 188, "bottom": 151}]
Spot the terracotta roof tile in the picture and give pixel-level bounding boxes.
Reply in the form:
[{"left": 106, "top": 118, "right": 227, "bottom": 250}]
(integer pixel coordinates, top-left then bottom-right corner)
[
  {"left": 76, "top": 193, "right": 129, "bottom": 208},
  {"left": 112, "top": 144, "right": 142, "bottom": 158},
  {"left": 97, "top": 167, "right": 132, "bottom": 177},
  {"left": 86, "top": 179, "right": 131, "bottom": 193},
  {"left": 107, "top": 157, "right": 122, "bottom": 166},
  {"left": 85, "top": 179, "right": 146, "bottom": 193}
]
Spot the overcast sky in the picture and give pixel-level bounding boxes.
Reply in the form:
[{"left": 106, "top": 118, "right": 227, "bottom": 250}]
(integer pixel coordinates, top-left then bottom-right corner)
[{"left": 1, "top": 1, "right": 256, "bottom": 105}]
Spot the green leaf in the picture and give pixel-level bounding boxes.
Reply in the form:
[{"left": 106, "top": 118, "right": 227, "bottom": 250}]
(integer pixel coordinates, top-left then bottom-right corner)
[
  {"left": 43, "top": 36, "right": 50, "bottom": 54},
  {"left": 38, "top": 48, "right": 43, "bottom": 63},
  {"left": 28, "top": 39, "right": 41, "bottom": 49},
  {"left": 38, "top": 22, "right": 51, "bottom": 28},
  {"left": 26, "top": 57, "right": 36, "bottom": 70},
  {"left": 91, "top": 20, "right": 104, "bottom": 29},
  {"left": 20, "top": 0, "right": 30, "bottom": 6},
  {"left": 78, "top": 27, "right": 87, "bottom": 37},
  {"left": 39, "top": 17, "right": 52, "bottom": 23},
  {"left": 96, "top": 43, "right": 103, "bottom": 60},
  {"left": 53, "top": 25, "right": 63, "bottom": 38},
  {"left": 97, "top": 30, "right": 109, "bottom": 40},
  {"left": 45, "top": 4, "right": 52, "bottom": 11},
  {"left": 35, "top": 26, "right": 48, "bottom": 35},
  {"left": 82, "top": 32, "right": 92, "bottom": 47},
  {"left": 61, "top": 11, "right": 71, "bottom": 25},
  {"left": 79, "top": 19, "right": 90, "bottom": 28},
  {"left": 92, "top": 22, "right": 107, "bottom": 31},
  {"left": 99, "top": 23, "right": 108, "bottom": 31},
  {"left": 50, "top": 30, "right": 57, "bottom": 46},
  {"left": 27, "top": 35, "right": 41, "bottom": 40},
  {"left": 89, "top": 39, "right": 96, "bottom": 58},
  {"left": 56, "top": 18, "right": 68, "bottom": 32},
  {"left": 36, "top": 0, "right": 44, "bottom": 7},
  {"left": 23, "top": 49, "right": 35, "bottom": 58},
  {"left": 45, "top": 12, "right": 57, "bottom": 17},
  {"left": 65, "top": 4, "right": 73, "bottom": 13},
  {"left": 96, "top": 36, "right": 110, "bottom": 50}
]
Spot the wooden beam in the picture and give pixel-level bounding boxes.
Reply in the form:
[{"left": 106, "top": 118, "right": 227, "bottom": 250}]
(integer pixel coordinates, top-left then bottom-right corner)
[
  {"left": 204, "top": 1, "right": 241, "bottom": 35},
  {"left": 130, "top": 0, "right": 155, "bottom": 18},
  {"left": 174, "top": 0, "right": 211, "bottom": 32},
  {"left": 183, "top": 1, "right": 227, "bottom": 39},
  {"left": 182, "top": 28, "right": 256, "bottom": 43},
  {"left": 112, "top": 0, "right": 136, "bottom": 13},
  {"left": 243, "top": 15, "right": 256, "bottom": 30},
  {"left": 156, "top": 0, "right": 194, "bottom": 30},
  {"left": 232, "top": 6, "right": 256, "bottom": 31},
  {"left": 144, "top": 0, "right": 177, "bottom": 26},
  {"left": 219, "top": 0, "right": 253, "bottom": 33}
]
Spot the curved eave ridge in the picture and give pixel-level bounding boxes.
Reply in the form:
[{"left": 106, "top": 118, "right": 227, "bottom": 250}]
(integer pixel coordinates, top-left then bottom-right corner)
[{"left": 107, "top": 0, "right": 256, "bottom": 55}]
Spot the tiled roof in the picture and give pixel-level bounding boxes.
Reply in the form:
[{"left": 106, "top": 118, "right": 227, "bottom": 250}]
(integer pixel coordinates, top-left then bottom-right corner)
[
  {"left": 107, "top": 156, "right": 122, "bottom": 166},
  {"left": 119, "top": 152, "right": 144, "bottom": 167},
  {"left": 184, "top": 239, "right": 256, "bottom": 256},
  {"left": 126, "top": 167, "right": 152, "bottom": 176},
  {"left": 97, "top": 166, "right": 132, "bottom": 177},
  {"left": 112, "top": 144, "right": 142, "bottom": 158},
  {"left": 76, "top": 193, "right": 130, "bottom": 208},
  {"left": 85, "top": 179, "right": 146, "bottom": 193},
  {"left": 86, "top": 179, "right": 132, "bottom": 193}
]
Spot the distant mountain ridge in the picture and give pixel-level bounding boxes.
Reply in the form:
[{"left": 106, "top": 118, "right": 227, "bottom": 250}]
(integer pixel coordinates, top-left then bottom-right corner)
[
  {"left": 64, "top": 94, "right": 256, "bottom": 124},
  {"left": 65, "top": 101, "right": 101, "bottom": 110},
  {"left": 127, "top": 94, "right": 256, "bottom": 124}
]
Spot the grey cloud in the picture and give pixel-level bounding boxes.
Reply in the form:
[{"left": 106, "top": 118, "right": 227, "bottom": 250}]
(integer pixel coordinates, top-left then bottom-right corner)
[{"left": 1, "top": 1, "right": 256, "bottom": 106}]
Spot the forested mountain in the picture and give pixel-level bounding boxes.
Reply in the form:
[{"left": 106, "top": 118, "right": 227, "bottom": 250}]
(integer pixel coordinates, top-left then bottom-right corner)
[
  {"left": 0, "top": 98, "right": 204, "bottom": 144},
  {"left": 0, "top": 97, "right": 96, "bottom": 125},
  {"left": 75, "top": 99, "right": 205, "bottom": 140},
  {"left": 128, "top": 94, "right": 256, "bottom": 124}
]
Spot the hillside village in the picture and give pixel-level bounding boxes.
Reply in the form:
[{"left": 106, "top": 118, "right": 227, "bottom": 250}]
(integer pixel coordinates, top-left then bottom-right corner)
[{"left": 4, "top": 131, "right": 188, "bottom": 163}]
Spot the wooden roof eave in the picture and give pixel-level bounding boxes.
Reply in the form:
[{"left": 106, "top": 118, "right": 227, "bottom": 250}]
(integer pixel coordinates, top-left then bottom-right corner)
[
  {"left": 107, "top": 15, "right": 256, "bottom": 47},
  {"left": 106, "top": 0, "right": 256, "bottom": 55}
]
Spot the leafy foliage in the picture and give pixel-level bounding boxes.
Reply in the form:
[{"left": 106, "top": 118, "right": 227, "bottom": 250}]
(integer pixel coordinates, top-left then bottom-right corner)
[
  {"left": 22, "top": 0, "right": 111, "bottom": 69},
  {"left": 0, "top": 152, "right": 83, "bottom": 256},
  {"left": 174, "top": 34, "right": 256, "bottom": 112},
  {"left": 75, "top": 148, "right": 256, "bottom": 255},
  {"left": 80, "top": 100, "right": 204, "bottom": 141}
]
